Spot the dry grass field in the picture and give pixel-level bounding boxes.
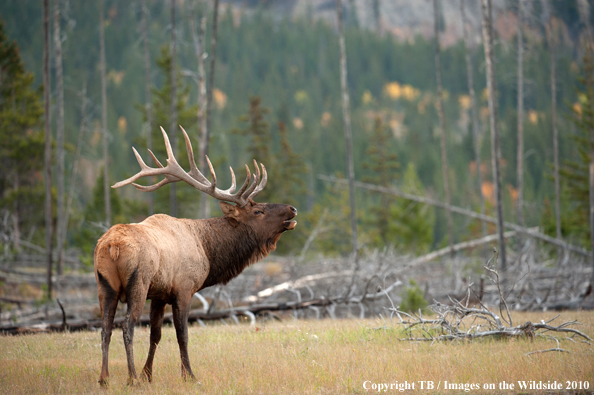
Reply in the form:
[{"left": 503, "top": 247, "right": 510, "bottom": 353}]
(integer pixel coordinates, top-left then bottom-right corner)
[{"left": 0, "top": 311, "right": 593, "bottom": 394}]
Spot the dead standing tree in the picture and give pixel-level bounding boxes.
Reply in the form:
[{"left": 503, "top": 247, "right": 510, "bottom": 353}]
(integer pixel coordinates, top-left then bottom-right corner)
[
  {"left": 433, "top": 0, "right": 454, "bottom": 252},
  {"left": 43, "top": 0, "right": 53, "bottom": 301},
  {"left": 460, "top": 0, "right": 487, "bottom": 237},
  {"left": 141, "top": 0, "right": 154, "bottom": 216},
  {"left": 516, "top": 0, "right": 525, "bottom": 232},
  {"left": 99, "top": 0, "right": 110, "bottom": 227},
  {"left": 200, "top": 0, "right": 220, "bottom": 220},
  {"left": 54, "top": 0, "right": 66, "bottom": 275},
  {"left": 169, "top": 0, "right": 178, "bottom": 217},
  {"left": 337, "top": 0, "right": 358, "bottom": 266},
  {"left": 481, "top": 0, "right": 507, "bottom": 271}
]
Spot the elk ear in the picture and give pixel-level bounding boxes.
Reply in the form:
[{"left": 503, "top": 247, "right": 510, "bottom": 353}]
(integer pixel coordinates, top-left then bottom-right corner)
[{"left": 220, "top": 201, "right": 241, "bottom": 227}]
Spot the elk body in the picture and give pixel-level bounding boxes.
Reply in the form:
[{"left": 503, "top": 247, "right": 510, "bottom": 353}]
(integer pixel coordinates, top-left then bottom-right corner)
[{"left": 94, "top": 126, "right": 297, "bottom": 385}]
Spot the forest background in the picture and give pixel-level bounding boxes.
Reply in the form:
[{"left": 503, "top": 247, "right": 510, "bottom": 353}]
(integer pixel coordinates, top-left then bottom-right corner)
[{"left": 1, "top": 0, "right": 593, "bottom": 270}]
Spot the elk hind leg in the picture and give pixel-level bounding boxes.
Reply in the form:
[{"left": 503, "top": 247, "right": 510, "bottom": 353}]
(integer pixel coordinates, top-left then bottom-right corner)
[
  {"left": 122, "top": 269, "right": 147, "bottom": 385},
  {"left": 97, "top": 271, "right": 119, "bottom": 387},
  {"left": 172, "top": 293, "right": 196, "bottom": 381},
  {"left": 141, "top": 299, "right": 166, "bottom": 383}
]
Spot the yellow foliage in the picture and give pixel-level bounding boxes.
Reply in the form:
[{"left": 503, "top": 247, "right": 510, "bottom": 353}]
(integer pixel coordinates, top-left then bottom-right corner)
[
  {"left": 458, "top": 95, "right": 471, "bottom": 110},
  {"left": 321, "top": 111, "right": 332, "bottom": 127},
  {"left": 573, "top": 102, "right": 582, "bottom": 117},
  {"left": 107, "top": 70, "right": 124, "bottom": 86},
  {"left": 528, "top": 110, "right": 538, "bottom": 124},
  {"left": 384, "top": 81, "right": 419, "bottom": 101},
  {"left": 294, "top": 89, "right": 309, "bottom": 104},
  {"left": 117, "top": 116, "right": 127, "bottom": 134},
  {"left": 362, "top": 90, "right": 373, "bottom": 105},
  {"left": 213, "top": 88, "right": 227, "bottom": 109}
]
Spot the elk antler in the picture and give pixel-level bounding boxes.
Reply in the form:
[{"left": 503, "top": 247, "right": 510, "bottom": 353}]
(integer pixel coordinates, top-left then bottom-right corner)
[{"left": 112, "top": 126, "right": 267, "bottom": 206}]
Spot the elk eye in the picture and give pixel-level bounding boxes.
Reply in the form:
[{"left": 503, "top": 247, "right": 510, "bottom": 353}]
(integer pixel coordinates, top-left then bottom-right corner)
[{"left": 255, "top": 210, "right": 264, "bottom": 215}]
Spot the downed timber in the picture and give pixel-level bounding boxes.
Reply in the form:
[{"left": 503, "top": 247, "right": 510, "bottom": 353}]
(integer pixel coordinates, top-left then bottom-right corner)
[
  {"left": 0, "top": 280, "right": 402, "bottom": 335},
  {"left": 319, "top": 175, "right": 590, "bottom": 257}
]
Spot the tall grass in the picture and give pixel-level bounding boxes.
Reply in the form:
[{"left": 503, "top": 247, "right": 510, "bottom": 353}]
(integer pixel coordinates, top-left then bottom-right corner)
[{"left": 1, "top": 311, "right": 592, "bottom": 394}]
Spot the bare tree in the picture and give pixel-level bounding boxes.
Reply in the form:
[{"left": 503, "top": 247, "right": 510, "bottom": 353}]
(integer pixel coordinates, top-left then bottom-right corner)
[
  {"left": 43, "top": 0, "right": 53, "bottom": 301},
  {"left": 54, "top": 0, "right": 65, "bottom": 275},
  {"left": 170, "top": 0, "right": 178, "bottom": 217},
  {"left": 99, "top": 0, "right": 110, "bottom": 227},
  {"left": 64, "top": 84, "right": 87, "bottom": 247},
  {"left": 540, "top": 0, "right": 562, "bottom": 261},
  {"left": 372, "top": 0, "right": 381, "bottom": 35},
  {"left": 577, "top": 0, "right": 594, "bottom": 286},
  {"left": 433, "top": 0, "right": 454, "bottom": 252},
  {"left": 516, "top": 0, "right": 525, "bottom": 232},
  {"left": 337, "top": 0, "right": 358, "bottom": 259},
  {"left": 189, "top": 1, "right": 207, "bottom": 186},
  {"left": 141, "top": 0, "right": 154, "bottom": 216},
  {"left": 461, "top": 0, "right": 487, "bottom": 237},
  {"left": 201, "top": 0, "right": 220, "bottom": 220},
  {"left": 481, "top": 0, "right": 507, "bottom": 270}
]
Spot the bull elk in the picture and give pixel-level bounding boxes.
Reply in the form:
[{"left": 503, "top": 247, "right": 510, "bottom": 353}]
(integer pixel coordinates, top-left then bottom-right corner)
[{"left": 94, "top": 126, "right": 297, "bottom": 385}]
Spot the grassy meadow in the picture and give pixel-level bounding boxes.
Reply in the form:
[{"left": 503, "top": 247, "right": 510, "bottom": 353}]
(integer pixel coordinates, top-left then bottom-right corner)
[{"left": 0, "top": 311, "right": 593, "bottom": 394}]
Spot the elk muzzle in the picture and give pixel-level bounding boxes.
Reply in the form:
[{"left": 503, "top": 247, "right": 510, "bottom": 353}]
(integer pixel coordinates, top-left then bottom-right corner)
[{"left": 283, "top": 206, "right": 298, "bottom": 230}]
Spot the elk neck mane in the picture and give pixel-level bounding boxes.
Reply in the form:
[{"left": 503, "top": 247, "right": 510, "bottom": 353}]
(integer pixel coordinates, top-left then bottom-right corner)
[{"left": 197, "top": 217, "right": 278, "bottom": 289}]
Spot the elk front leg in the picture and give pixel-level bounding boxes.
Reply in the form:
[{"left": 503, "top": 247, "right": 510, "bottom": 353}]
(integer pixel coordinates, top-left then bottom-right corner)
[
  {"left": 141, "top": 299, "right": 166, "bottom": 383},
  {"left": 172, "top": 294, "right": 196, "bottom": 381}
]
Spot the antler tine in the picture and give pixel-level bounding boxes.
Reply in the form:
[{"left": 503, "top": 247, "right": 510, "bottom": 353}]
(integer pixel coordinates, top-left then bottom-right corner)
[
  {"left": 148, "top": 149, "right": 164, "bottom": 168},
  {"left": 248, "top": 162, "right": 268, "bottom": 200},
  {"left": 160, "top": 126, "right": 179, "bottom": 166},
  {"left": 180, "top": 126, "right": 209, "bottom": 184},
  {"left": 132, "top": 177, "right": 176, "bottom": 192},
  {"left": 133, "top": 147, "right": 150, "bottom": 169},
  {"left": 241, "top": 169, "right": 260, "bottom": 200},
  {"left": 205, "top": 156, "right": 218, "bottom": 191},
  {"left": 234, "top": 164, "right": 251, "bottom": 198}
]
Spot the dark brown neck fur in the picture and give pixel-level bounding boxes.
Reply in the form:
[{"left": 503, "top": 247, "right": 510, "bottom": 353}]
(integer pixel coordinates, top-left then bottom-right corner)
[{"left": 196, "top": 217, "right": 277, "bottom": 290}]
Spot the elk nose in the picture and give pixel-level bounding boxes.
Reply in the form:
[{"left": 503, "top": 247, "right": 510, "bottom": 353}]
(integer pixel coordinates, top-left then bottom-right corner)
[{"left": 289, "top": 206, "right": 297, "bottom": 215}]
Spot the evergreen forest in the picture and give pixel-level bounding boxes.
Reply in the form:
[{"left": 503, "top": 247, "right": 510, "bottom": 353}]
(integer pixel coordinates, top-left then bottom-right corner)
[{"left": 1, "top": 0, "right": 594, "bottom": 267}]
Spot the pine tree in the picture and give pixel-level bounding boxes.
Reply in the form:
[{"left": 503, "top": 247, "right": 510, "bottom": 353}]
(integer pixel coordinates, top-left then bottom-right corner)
[
  {"left": 232, "top": 96, "right": 274, "bottom": 202},
  {"left": 558, "top": 52, "right": 594, "bottom": 247},
  {"left": 274, "top": 121, "right": 306, "bottom": 207},
  {"left": 0, "top": 18, "right": 45, "bottom": 251},
  {"left": 136, "top": 45, "right": 198, "bottom": 216},
  {"left": 362, "top": 117, "right": 399, "bottom": 246}
]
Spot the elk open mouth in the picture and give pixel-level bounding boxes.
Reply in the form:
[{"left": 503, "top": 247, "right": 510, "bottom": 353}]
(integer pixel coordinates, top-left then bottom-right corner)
[{"left": 283, "top": 220, "right": 297, "bottom": 230}]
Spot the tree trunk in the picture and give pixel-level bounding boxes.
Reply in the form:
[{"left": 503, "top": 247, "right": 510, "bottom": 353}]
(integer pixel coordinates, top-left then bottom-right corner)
[
  {"left": 516, "top": 0, "right": 525, "bottom": 232},
  {"left": 433, "top": 0, "right": 454, "bottom": 253},
  {"left": 372, "top": 0, "right": 381, "bottom": 35},
  {"left": 141, "top": 0, "right": 154, "bottom": 216},
  {"left": 201, "top": 0, "right": 220, "bottom": 220},
  {"left": 54, "top": 0, "right": 65, "bottom": 275},
  {"left": 337, "top": 0, "right": 358, "bottom": 258},
  {"left": 481, "top": 0, "right": 507, "bottom": 270},
  {"left": 460, "top": 0, "right": 487, "bottom": 236},
  {"left": 170, "top": 0, "right": 178, "bottom": 218},
  {"left": 64, "top": 84, "right": 87, "bottom": 245},
  {"left": 99, "top": 0, "right": 110, "bottom": 227},
  {"left": 547, "top": 17, "right": 562, "bottom": 261},
  {"left": 12, "top": 173, "right": 20, "bottom": 251},
  {"left": 190, "top": 1, "right": 208, "bottom": 218},
  {"left": 578, "top": 0, "right": 594, "bottom": 286},
  {"left": 43, "top": 0, "right": 53, "bottom": 301}
]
